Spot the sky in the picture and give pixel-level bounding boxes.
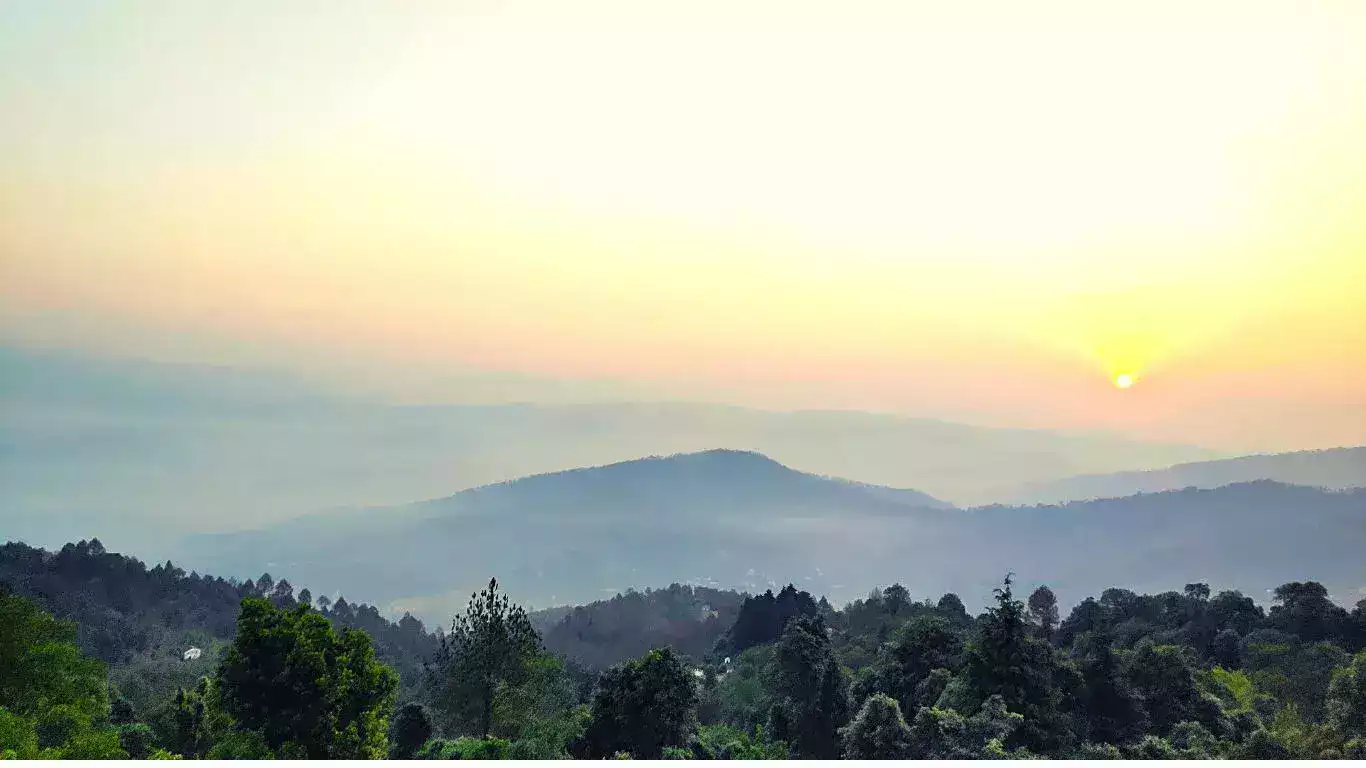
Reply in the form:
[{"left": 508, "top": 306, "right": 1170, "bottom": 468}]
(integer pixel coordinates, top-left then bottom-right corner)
[{"left": 2, "top": 0, "right": 1365, "bottom": 451}]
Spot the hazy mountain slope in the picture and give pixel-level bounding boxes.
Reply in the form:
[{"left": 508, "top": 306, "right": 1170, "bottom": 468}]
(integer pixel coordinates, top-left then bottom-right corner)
[
  {"left": 181, "top": 450, "right": 958, "bottom": 622},
  {"left": 1003, "top": 446, "right": 1366, "bottom": 504},
  {"left": 180, "top": 451, "right": 1366, "bottom": 627},
  {"left": 1, "top": 346, "right": 1220, "bottom": 552}
]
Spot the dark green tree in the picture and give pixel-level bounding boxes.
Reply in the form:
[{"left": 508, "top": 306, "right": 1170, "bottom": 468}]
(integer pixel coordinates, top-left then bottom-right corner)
[
  {"left": 577, "top": 647, "right": 698, "bottom": 759},
  {"left": 773, "top": 615, "right": 849, "bottom": 758},
  {"left": 1028, "top": 585, "right": 1060, "bottom": 640},
  {"left": 1328, "top": 651, "right": 1366, "bottom": 737},
  {"left": 1211, "top": 628, "right": 1242, "bottom": 669},
  {"left": 431, "top": 578, "right": 541, "bottom": 738},
  {"left": 963, "top": 575, "right": 1074, "bottom": 753},
  {"left": 1073, "top": 632, "right": 1147, "bottom": 745},
  {"left": 389, "top": 703, "right": 433, "bottom": 759},
  {"left": 1122, "top": 640, "right": 1222, "bottom": 736},
  {"left": 216, "top": 597, "right": 399, "bottom": 758},
  {"left": 841, "top": 693, "right": 912, "bottom": 759},
  {"left": 871, "top": 615, "right": 963, "bottom": 715},
  {"left": 882, "top": 584, "right": 911, "bottom": 617},
  {"left": 1268, "top": 582, "right": 1346, "bottom": 643}
]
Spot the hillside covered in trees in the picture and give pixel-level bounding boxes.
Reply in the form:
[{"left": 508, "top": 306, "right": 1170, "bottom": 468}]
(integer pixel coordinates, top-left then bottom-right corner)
[
  {"left": 4, "top": 538, "right": 1366, "bottom": 759},
  {"left": 181, "top": 450, "right": 1366, "bottom": 623}
]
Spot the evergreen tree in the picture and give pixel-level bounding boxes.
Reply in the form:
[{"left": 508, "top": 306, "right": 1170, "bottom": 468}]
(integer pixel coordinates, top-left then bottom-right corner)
[
  {"left": 431, "top": 578, "right": 541, "bottom": 737},
  {"left": 963, "top": 574, "right": 1073, "bottom": 753}
]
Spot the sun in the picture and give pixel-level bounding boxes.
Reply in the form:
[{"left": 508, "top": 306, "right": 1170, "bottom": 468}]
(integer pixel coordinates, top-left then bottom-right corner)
[{"left": 1114, "top": 373, "right": 1135, "bottom": 389}]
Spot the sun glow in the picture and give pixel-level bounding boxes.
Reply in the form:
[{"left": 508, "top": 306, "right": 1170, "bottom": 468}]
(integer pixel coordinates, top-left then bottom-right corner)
[{"left": 1115, "top": 374, "right": 1135, "bottom": 389}]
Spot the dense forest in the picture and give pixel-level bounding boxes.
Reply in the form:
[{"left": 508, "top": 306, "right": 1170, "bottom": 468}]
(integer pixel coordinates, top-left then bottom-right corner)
[{"left": 3, "top": 539, "right": 1366, "bottom": 759}]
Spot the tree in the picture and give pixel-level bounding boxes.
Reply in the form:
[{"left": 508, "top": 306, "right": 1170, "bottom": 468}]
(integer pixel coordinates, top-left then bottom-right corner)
[
  {"left": 388, "top": 703, "right": 433, "bottom": 759},
  {"left": 1122, "top": 640, "right": 1222, "bottom": 736},
  {"left": 963, "top": 575, "right": 1073, "bottom": 753},
  {"left": 1210, "top": 590, "right": 1264, "bottom": 635},
  {"left": 773, "top": 615, "right": 849, "bottom": 759},
  {"left": 1184, "top": 583, "right": 1211, "bottom": 603},
  {"left": 1074, "top": 632, "right": 1147, "bottom": 746},
  {"left": 577, "top": 647, "right": 698, "bottom": 759},
  {"left": 0, "top": 590, "right": 124, "bottom": 759},
  {"left": 882, "top": 584, "right": 911, "bottom": 617},
  {"left": 1028, "top": 585, "right": 1060, "bottom": 640},
  {"left": 216, "top": 597, "right": 399, "bottom": 758},
  {"left": 871, "top": 615, "right": 963, "bottom": 715},
  {"left": 907, "top": 694, "right": 1023, "bottom": 758},
  {"left": 1211, "top": 628, "right": 1242, "bottom": 669},
  {"left": 841, "top": 693, "right": 912, "bottom": 759},
  {"left": 1328, "top": 651, "right": 1366, "bottom": 737},
  {"left": 1267, "top": 582, "right": 1345, "bottom": 643},
  {"left": 431, "top": 578, "right": 541, "bottom": 738}
]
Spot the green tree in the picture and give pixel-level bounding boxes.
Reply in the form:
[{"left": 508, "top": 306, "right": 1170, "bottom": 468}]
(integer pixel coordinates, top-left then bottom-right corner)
[
  {"left": 692, "top": 723, "right": 788, "bottom": 759},
  {"left": 1328, "top": 651, "right": 1366, "bottom": 737},
  {"left": 1268, "top": 582, "right": 1346, "bottom": 643},
  {"left": 0, "top": 589, "right": 125, "bottom": 759},
  {"left": 1074, "top": 631, "right": 1147, "bottom": 746},
  {"left": 389, "top": 703, "right": 433, "bottom": 759},
  {"left": 216, "top": 597, "right": 398, "bottom": 758},
  {"left": 907, "top": 694, "right": 1023, "bottom": 758},
  {"left": 1027, "top": 585, "right": 1060, "bottom": 640},
  {"left": 773, "top": 616, "right": 849, "bottom": 758},
  {"left": 578, "top": 647, "right": 699, "bottom": 759},
  {"left": 963, "top": 575, "right": 1073, "bottom": 753},
  {"left": 431, "top": 578, "right": 541, "bottom": 737},
  {"left": 841, "top": 693, "right": 912, "bottom": 759},
  {"left": 871, "top": 615, "right": 963, "bottom": 715},
  {"left": 1123, "top": 640, "right": 1223, "bottom": 736}
]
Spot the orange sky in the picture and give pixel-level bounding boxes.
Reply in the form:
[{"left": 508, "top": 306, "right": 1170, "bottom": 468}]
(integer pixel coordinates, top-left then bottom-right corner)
[{"left": 2, "top": 1, "right": 1365, "bottom": 451}]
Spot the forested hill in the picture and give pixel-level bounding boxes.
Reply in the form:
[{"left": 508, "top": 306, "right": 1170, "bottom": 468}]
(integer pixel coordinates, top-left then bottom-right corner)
[
  {"left": 0, "top": 539, "right": 440, "bottom": 712},
  {"left": 532, "top": 584, "right": 749, "bottom": 671}
]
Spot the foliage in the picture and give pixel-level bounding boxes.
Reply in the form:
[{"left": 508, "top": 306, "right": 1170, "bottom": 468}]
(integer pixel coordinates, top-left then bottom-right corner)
[
  {"left": 962, "top": 575, "right": 1072, "bottom": 753},
  {"left": 1027, "top": 585, "right": 1060, "bottom": 639},
  {"left": 1328, "top": 651, "right": 1366, "bottom": 736},
  {"left": 724, "top": 584, "right": 819, "bottom": 655},
  {"left": 772, "top": 615, "right": 850, "bottom": 758},
  {"left": 691, "top": 723, "right": 788, "bottom": 759},
  {"left": 388, "top": 703, "right": 433, "bottom": 759},
  {"left": 840, "top": 693, "right": 912, "bottom": 759},
  {"left": 577, "top": 647, "right": 699, "bottom": 759},
  {"left": 431, "top": 578, "right": 542, "bottom": 738},
  {"left": 216, "top": 597, "right": 399, "bottom": 759},
  {"left": 536, "top": 584, "right": 746, "bottom": 671},
  {"left": 414, "top": 735, "right": 513, "bottom": 759},
  {"left": 907, "top": 694, "right": 1023, "bottom": 758}
]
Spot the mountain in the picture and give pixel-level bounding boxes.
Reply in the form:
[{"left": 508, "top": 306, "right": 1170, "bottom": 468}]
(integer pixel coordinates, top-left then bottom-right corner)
[
  {"left": 1003, "top": 446, "right": 1366, "bottom": 505},
  {"left": 0, "top": 346, "right": 1222, "bottom": 552},
  {"left": 181, "top": 450, "right": 956, "bottom": 622},
  {"left": 180, "top": 450, "right": 1366, "bottom": 627}
]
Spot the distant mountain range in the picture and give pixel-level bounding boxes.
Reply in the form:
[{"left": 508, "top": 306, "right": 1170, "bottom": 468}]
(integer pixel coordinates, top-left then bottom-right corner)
[
  {"left": 181, "top": 449, "right": 1366, "bottom": 627},
  {"left": 1003, "top": 446, "right": 1366, "bottom": 504},
  {"left": 1, "top": 345, "right": 1225, "bottom": 550}
]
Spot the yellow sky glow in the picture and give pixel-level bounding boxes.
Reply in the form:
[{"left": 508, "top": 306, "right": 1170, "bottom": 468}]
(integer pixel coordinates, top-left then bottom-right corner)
[{"left": 2, "top": 1, "right": 1364, "bottom": 449}]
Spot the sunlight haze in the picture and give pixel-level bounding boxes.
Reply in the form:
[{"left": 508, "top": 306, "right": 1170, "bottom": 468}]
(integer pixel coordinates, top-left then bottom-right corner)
[{"left": 3, "top": 0, "right": 1365, "bottom": 451}]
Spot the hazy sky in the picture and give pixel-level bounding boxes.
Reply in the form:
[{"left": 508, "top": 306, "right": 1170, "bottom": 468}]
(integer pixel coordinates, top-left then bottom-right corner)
[{"left": 3, "top": 1, "right": 1365, "bottom": 451}]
